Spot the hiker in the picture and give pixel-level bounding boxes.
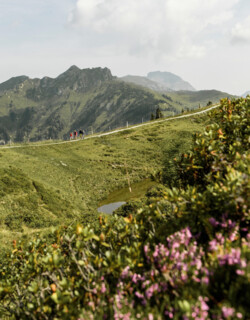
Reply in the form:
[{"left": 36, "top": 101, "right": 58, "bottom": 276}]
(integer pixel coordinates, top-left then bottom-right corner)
[
  {"left": 74, "top": 130, "right": 77, "bottom": 139},
  {"left": 69, "top": 132, "right": 73, "bottom": 140},
  {"left": 79, "top": 129, "right": 84, "bottom": 139}
]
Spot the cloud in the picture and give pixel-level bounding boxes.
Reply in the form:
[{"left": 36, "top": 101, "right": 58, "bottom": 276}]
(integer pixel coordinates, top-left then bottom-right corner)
[
  {"left": 231, "top": 15, "right": 250, "bottom": 44},
  {"left": 69, "top": 0, "right": 240, "bottom": 59}
]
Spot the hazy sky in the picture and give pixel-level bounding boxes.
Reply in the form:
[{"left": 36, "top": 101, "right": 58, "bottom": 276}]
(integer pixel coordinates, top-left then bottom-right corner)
[{"left": 0, "top": 0, "right": 249, "bottom": 95}]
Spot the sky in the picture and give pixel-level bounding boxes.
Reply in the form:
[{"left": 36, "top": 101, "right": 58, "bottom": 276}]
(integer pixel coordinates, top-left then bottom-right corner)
[{"left": 0, "top": 0, "right": 249, "bottom": 95}]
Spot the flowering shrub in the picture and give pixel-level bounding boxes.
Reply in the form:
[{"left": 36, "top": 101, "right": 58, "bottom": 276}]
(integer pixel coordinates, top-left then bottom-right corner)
[{"left": 0, "top": 98, "right": 249, "bottom": 319}]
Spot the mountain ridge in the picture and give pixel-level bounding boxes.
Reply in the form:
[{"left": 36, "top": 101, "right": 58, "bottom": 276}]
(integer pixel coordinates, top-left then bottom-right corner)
[
  {"left": 120, "top": 75, "right": 173, "bottom": 92},
  {"left": 147, "top": 71, "right": 196, "bottom": 91},
  {"left": 0, "top": 65, "right": 234, "bottom": 143}
]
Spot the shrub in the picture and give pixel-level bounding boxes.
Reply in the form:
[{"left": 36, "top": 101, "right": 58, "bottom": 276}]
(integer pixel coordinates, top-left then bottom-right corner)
[{"left": 0, "top": 98, "right": 249, "bottom": 319}]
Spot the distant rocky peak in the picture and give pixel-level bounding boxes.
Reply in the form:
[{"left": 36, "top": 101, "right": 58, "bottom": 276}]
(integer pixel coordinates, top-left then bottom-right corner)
[
  {"left": 56, "top": 66, "right": 113, "bottom": 81},
  {"left": 0, "top": 75, "right": 29, "bottom": 93},
  {"left": 68, "top": 65, "right": 81, "bottom": 72},
  {"left": 147, "top": 71, "right": 195, "bottom": 91},
  {"left": 23, "top": 66, "right": 115, "bottom": 101}
]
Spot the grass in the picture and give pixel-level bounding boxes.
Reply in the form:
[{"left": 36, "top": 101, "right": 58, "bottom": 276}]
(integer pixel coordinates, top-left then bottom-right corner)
[{"left": 0, "top": 112, "right": 210, "bottom": 253}]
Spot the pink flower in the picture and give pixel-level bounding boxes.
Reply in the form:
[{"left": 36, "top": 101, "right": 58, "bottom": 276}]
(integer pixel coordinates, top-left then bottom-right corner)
[
  {"left": 148, "top": 314, "right": 154, "bottom": 320},
  {"left": 135, "top": 291, "right": 144, "bottom": 299},
  {"left": 222, "top": 306, "right": 235, "bottom": 318},
  {"left": 201, "top": 277, "right": 209, "bottom": 285},
  {"left": 199, "top": 297, "right": 209, "bottom": 311},
  {"left": 144, "top": 245, "right": 149, "bottom": 254},
  {"left": 236, "top": 269, "right": 245, "bottom": 276},
  {"left": 121, "top": 266, "right": 130, "bottom": 279},
  {"left": 240, "top": 259, "right": 247, "bottom": 268},
  {"left": 123, "top": 312, "right": 131, "bottom": 320},
  {"left": 101, "top": 282, "right": 106, "bottom": 293},
  {"left": 209, "top": 239, "right": 218, "bottom": 251},
  {"left": 132, "top": 274, "right": 137, "bottom": 283}
]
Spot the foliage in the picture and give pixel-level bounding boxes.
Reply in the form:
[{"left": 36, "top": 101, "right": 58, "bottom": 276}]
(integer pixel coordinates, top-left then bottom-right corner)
[{"left": 0, "top": 98, "right": 249, "bottom": 319}]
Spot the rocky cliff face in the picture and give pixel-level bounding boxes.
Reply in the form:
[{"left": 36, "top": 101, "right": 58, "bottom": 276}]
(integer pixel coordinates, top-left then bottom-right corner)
[
  {"left": 25, "top": 66, "right": 114, "bottom": 101},
  {"left": 0, "top": 76, "right": 29, "bottom": 94}
]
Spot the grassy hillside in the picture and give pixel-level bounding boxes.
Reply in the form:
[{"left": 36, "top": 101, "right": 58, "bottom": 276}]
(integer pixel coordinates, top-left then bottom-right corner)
[
  {"left": 0, "top": 112, "right": 208, "bottom": 254},
  {"left": 0, "top": 98, "right": 248, "bottom": 320},
  {"left": 168, "top": 89, "right": 233, "bottom": 104}
]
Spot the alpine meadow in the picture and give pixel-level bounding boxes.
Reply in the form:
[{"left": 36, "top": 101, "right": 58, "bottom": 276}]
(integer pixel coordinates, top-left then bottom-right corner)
[{"left": 0, "top": 93, "right": 249, "bottom": 319}]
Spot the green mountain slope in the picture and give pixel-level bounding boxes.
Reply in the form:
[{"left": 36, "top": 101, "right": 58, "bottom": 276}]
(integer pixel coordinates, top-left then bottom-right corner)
[
  {"left": 0, "top": 112, "right": 209, "bottom": 253},
  {"left": 0, "top": 66, "right": 234, "bottom": 143},
  {"left": 166, "top": 89, "right": 234, "bottom": 108},
  {"left": 0, "top": 67, "right": 178, "bottom": 142}
]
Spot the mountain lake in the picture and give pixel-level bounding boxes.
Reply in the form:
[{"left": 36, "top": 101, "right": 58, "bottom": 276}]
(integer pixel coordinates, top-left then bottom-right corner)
[{"left": 97, "top": 179, "right": 157, "bottom": 214}]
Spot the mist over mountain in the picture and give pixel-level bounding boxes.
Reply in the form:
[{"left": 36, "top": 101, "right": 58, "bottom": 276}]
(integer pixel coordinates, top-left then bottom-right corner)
[
  {"left": 147, "top": 71, "right": 196, "bottom": 91},
  {"left": 242, "top": 91, "right": 250, "bottom": 98},
  {"left": 120, "top": 75, "right": 173, "bottom": 92},
  {"left": 0, "top": 66, "right": 233, "bottom": 143},
  {"left": 120, "top": 71, "right": 195, "bottom": 92}
]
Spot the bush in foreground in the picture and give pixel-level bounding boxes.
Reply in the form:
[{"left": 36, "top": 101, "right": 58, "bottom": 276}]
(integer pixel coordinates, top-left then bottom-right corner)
[{"left": 0, "top": 98, "right": 249, "bottom": 319}]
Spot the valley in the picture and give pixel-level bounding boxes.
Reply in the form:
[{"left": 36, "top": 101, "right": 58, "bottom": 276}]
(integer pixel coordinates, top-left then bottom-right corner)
[{"left": 0, "top": 108, "right": 209, "bottom": 254}]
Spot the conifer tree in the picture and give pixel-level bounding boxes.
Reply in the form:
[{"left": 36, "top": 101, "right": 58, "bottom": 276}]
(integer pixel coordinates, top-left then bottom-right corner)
[{"left": 155, "top": 107, "right": 163, "bottom": 119}]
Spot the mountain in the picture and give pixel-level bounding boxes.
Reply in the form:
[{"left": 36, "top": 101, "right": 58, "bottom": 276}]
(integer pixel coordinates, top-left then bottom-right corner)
[
  {"left": 0, "top": 66, "right": 233, "bottom": 143},
  {"left": 242, "top": 91, "right": 250, "bottom": 97},
  {"left": 25, "top": 66, "right": 114, "bottom": 101},
  {"left": 120, "top": 71, "right": 195, "bottom": 92},
  {"left": 0, "top": 66, "right": 177, "bottom": 142},
  {"left": 147, "top": 71, "right": 196, "bottom": 91},
  {"left": 0, "top": 75, "right": 29, "bottom": 93},
  {"left": 120, "top": 75, "right": 172, "bottom": 92}
]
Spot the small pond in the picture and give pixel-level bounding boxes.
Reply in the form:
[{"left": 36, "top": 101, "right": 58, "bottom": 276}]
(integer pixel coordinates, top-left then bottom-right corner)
[
  {"left": 97, "top": 202, "right": 126, "bottom": 214},
  {"left": 97, "top": 179, "right": 158, "bottom": 214}
]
